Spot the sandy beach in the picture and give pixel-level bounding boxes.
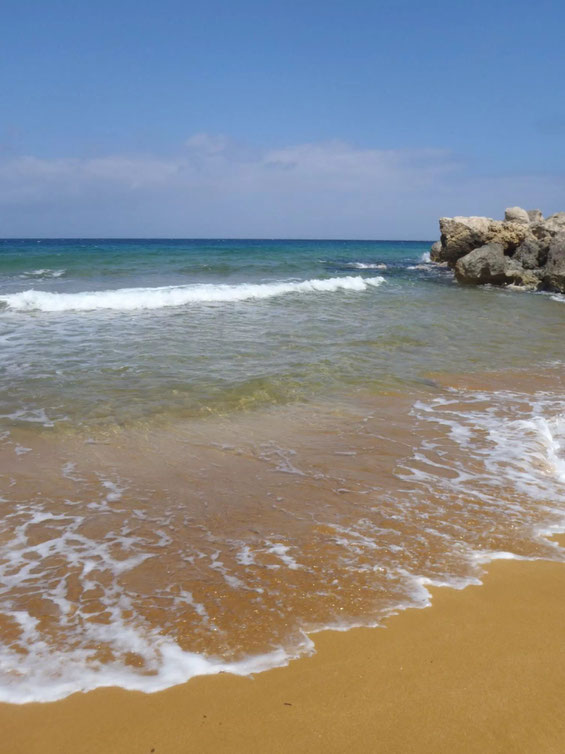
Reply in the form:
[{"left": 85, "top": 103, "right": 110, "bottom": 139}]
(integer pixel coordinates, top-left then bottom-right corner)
[{"left": 3, "top": 544, "right": 565, "bottom": 754}]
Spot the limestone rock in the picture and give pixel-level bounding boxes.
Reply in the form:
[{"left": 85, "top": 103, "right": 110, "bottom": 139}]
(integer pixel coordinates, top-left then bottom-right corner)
[
  {"left": 530, "top": 221, "right": 558, "bottom": 246},
  {"left": 454, "top": 243, "right": 508, "bottom": 285},
  {"left": 455, "top": 244, "right": 542, "bottom": 289},
  {"left": 546, "top": 212, "right": 565, "bottom": 227},
  {"left": 438, "top": 216, "right": 492, "bottom": 264},
  {"left": 437, "top": 216, "right": 531, "bottom": 266},
  {"left": 529, "top": 215, "right": 565, "bottom": 252},
  {"left": 430, "top": 240, "right": 442, "bottom": 261},
  {"left": 543, "top": 233, "right": 565, "bottom": 293},
  {"left": 513, "top": 238, "right": 547, "bottom": 269},
  {"left": 527, "top": 209, "right": 543, "bottom": 223},
  {"left": 432, "top": 207, "right": 565, "bottom": 293},
  {"left": 488, "top": 221, "right": 530, "bottom": 252},
  {"left": 503, "top": 262, "right": 542, "bottom": 290},
  {"left": 504, "top": 206, "right": 530, "bottom": 224}
]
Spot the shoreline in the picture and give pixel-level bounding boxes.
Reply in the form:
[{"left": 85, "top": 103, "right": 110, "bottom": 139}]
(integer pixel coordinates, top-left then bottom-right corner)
[{"left": 4, "top": 545, "right": 565, "bottom": 753}]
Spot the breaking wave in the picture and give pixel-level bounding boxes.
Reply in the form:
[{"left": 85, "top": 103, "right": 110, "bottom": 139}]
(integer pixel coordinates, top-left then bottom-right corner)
[
  {"left": 339, "top": 262, "right": 388, "bottom": 270},
  {"left": 0, "top": 276, "right": 386, "bottom": 312}
]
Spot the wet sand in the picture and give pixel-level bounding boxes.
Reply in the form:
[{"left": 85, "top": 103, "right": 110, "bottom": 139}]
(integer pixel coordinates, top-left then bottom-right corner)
[{"left": 3, "top": 549, "right": 565, "bottom": 754}]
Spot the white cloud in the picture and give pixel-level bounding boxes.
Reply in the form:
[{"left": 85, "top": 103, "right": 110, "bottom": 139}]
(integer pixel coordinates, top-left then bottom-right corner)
[
  {"left": 0, "top": 135, "right": 563, "bottom": 237},
  {"left": 185, "top": 132, "right": 230, "bottom": 155}
]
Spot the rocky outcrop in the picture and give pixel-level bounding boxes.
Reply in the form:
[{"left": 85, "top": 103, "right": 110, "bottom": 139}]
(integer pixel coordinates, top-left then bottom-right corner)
[
  {"left": 435, "top": 216, "right": 530, "bottom": 266},
  {"left": 436, "top": 216, "right": 492, "bottom": 265},
  {"left": 430, "top": 207, "right": 565, "bottom": 293}
]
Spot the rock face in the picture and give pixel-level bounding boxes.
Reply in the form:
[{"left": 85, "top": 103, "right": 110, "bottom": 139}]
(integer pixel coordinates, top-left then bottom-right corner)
[
  {"left": 430, "top": 240, "right": 442, "bottom": 261},
  {"left": 544, "top": 234, "right": 565, "bottom": 292},
  {"left": 527, "top": 209, "right": 543, "bottom": 223},
  {"left": 513, "top": 238, "right": 546, "bottom": 269},
  {"left": 436, "top": 216, "right": 531, "bottom": 267},
  {"left": 437, "top": 216, "right": 492, "bottom": 265},
  {"left": 547, "top": 212, "right": 565, "bottom": 228},
  {"left": 430, "top": 207, "right": 565, "bottom": 293},
  {"left": 455, "top": 243, "right": 508, "bottom": 285}
]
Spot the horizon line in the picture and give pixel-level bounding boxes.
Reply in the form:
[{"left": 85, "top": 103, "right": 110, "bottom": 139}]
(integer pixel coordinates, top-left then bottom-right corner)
[{"left": 0, "top": 237, "right": 435, "bottom": 243}]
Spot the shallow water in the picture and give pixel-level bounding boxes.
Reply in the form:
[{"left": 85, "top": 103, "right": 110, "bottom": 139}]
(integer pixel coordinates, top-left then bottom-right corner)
[{"left": 1, "top": 239, "right": 564, "bottom": 702}]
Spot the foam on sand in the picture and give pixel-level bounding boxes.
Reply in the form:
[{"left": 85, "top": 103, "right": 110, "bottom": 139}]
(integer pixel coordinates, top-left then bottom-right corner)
[
  {"left": 0, "top": 276, "right": 386, "bottom": 312},
  {"left": 0, "top": 615, "right": 314, "bottom": 705}
]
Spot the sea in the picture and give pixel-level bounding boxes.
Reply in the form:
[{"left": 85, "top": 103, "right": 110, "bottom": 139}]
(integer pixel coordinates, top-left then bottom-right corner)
[{"left": 1, "top": 238, "right": 564, "bottom": 703}]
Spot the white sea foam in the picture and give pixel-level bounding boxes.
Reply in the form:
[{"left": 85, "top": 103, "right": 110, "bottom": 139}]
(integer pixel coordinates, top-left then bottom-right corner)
[
  {"left": 0, "top": 595, "right": 314, "bottom": 704},
  {"left": 265, "top": 542, "right": 302, "bottom": 570},
  {"left": 0, "top": 275, "right": 386, "bottom": 312},
  {"left": 407, "top": 251, "right": 433, "bottom": 270},
  {"left": 341, "top": 262, "right": 388, "bottom": 270},
  {"left": 20, "top": 268, "right": 66, "bottom": 279},
  {"left": 404, "top": 391, "right": 565, "bottom": 513},
  {"left": 0, "top": 408, "right": 55, "bottom": 426},
  {"left": 236, "top": 545, "right": 256, "bottom": 566},
  {"left": 258, "top": 443, "right": 306, "bottom": 475},
  {"left": 14, "top": 445, "right": 32, "bottom": 456}
]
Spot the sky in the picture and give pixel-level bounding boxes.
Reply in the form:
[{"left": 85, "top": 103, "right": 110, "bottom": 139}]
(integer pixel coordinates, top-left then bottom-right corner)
[{"left": 1, "top": 0, "right": 564, "bottom": 238}]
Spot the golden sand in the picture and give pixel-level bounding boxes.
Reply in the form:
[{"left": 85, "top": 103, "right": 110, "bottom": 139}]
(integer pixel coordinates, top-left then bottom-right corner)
[{"left": 3, "top": 550, "right": 565, "bottom": 754}]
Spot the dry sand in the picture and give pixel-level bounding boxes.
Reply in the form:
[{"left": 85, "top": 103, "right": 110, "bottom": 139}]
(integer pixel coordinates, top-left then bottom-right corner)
[{"left": 3, "top": 551, "right": 565, "bottom": 754}]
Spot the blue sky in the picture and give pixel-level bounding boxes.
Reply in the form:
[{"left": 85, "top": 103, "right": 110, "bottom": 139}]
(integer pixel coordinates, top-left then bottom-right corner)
[{"left": 1, "top": 0, "right": 564, "bottom": 237}]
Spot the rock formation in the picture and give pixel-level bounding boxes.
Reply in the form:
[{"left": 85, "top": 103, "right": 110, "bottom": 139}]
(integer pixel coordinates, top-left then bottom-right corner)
[{"left": 430, "top": 207, "right": 565, "bottom": 292}]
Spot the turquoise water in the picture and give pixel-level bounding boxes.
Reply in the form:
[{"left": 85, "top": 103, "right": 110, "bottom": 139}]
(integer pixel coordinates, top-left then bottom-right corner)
[{"left": 1, "top": 238, "right": 564, "bottom": 429}]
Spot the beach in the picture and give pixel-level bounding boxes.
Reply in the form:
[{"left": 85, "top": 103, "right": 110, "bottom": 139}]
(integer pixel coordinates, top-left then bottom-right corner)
[
  {"left": 3, "top": 548, "right": 565, "bottom": 753},
  {"left": 1, "top": 239, "right": 565, "bottom": 748}
]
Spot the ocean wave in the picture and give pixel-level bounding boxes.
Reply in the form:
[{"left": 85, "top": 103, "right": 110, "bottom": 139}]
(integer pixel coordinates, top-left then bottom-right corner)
[
  {"left": 407, "top": 252, "right": 433, "bottom": 270},
  {"left": 19, "top": 268, "right": 66, "bottom": 279},
  {"left": 0, "top": 275, "right": 386, "bottom": 312}
]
